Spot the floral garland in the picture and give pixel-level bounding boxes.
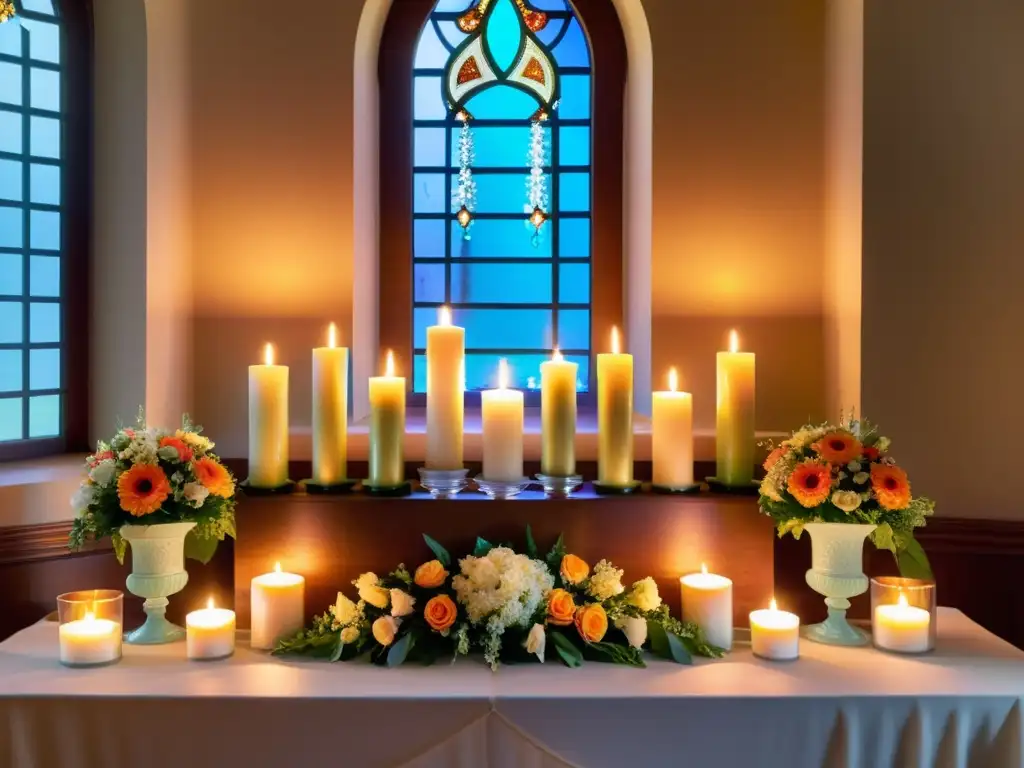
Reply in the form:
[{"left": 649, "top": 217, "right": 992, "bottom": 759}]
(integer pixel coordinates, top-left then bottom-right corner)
[{"left": 275, "top": 529, "right": 724, "bottom": 669}]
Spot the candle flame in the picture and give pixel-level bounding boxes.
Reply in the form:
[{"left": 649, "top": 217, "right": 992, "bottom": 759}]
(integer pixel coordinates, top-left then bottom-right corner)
[
  {"left": 611, "top": 326, "right": 621, "bottom": 355},
  {"left": 498, "top": 358, "right": 509, "bottom": 390},
  {"left": 729, "top": 329, "right": 740, "bottom": 353},
  {"left": 439, "top": 305, "right": 451, "bottom": 327},
  {"left": 897, "top": 591, "right": 908, "bottom": 608},
  {"left": 769, "top": 597, "right": 778, "bottom": 612},
  {"left": 84, "top": 611, "right": 95, "bottom": 622},
  {"left": 274, "top": 562, "right": 282, "bottom": 574},
  {"left": 553, "top": 347, "right": 563, "bottom": 362},
  {"left": 207, "top": 596, "right": 215, "bottom": 610},
  {"left": 701, "top": 563, "right": 708, "bottom": 575},
  {"left": 385, "top": 349, "right": 395, "bottom": 377},
  {"left": 668, "top": 367, "right": 678, "bottom": 393},
  {"left": 327, "top": 322, "right": 337, "bottom": 349},
  {"left": 264, "top": 343, "right": 275, "bottom": 366}
]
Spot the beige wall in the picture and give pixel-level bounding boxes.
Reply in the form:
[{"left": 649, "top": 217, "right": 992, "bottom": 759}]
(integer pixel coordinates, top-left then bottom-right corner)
[{"left": 862, "top": 0, "right": 1024, "bottom": 519}]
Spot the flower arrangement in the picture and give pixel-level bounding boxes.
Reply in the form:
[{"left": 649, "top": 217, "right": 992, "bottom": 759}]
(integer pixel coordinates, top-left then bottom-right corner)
[
  {"left": 274, "top": 528, "right": 724, "bottom": 669},
  {"left": 69, "top": 413, "right": 237, "bottom": 564},
  {"left": 758, "top": 416, "right": 934, "bottom": 578}
]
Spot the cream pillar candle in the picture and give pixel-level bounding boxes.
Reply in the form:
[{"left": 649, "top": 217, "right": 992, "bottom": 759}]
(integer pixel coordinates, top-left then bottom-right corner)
[
  {"left": 369, "top": 350, "right": 406, "bottom": 487},
  {"left": 481, "top": 359, "right": 524, "bottom": 481},
  {"left": 715, "top": 330, "right": 756, "bottom": 486},
  {"left": 749, "top": 599, "right": 800, "bottom": 661},
  {"left": 58, "top": 613, "right": 121, "bottom": 667},
  {"left": 874, "top": 593, "right": 931, "bottom": 653},
  {"left": 186, "top": 598, "right": 236, "bottom": 660},
  {"left": 248, "top": 343, "right": 289, "bottom": 488},
  {"left": 250, "top": 563, "right": 305, "bottom": 650},
  {"left": 652, "top": 367, "right": 694, "bottom": 488},
  {"left": 426, "top": 306, "right": 465, "bottom": 470},
  {"left": 541, "top": 349, "right": 577, "bottom": 477},
  {"left": 312, "top": 323, "right": 348, "bottom": 486},
  {"left": 680, "top": 564, "right": 733, "bottom": 651},
  {"left": 597, "top": 327, "right": 633, "bottom": 485}
]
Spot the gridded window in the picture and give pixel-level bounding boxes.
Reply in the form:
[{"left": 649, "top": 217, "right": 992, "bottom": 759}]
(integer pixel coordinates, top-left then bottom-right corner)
[{"left": 411, "top": 0, "right": 593, "bottom": 394}]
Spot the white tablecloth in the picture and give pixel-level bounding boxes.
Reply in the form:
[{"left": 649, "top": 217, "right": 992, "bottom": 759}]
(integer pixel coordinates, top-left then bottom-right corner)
[{"left": 1, "top": 609, "right": 1022, "bottom": 768}]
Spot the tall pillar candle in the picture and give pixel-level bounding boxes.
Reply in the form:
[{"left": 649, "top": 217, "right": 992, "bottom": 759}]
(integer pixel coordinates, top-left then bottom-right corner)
[
  {"left": 680, "top": 564, "right": 733, "bottom": 651},
  {"left": 597, "top": 327, "right": 633, "bottom": 485},
  {"left": 369, "top": 350, "right": 406, "bottom": 487},
  {"left": 251, "top": 563, "right": 305, "bottom": 650},
  {"left": 426, "top": 306, "right": 465, "bottom": 470},
  {"left": 652, "top": 367, "right": 694, "bottom": 488},
  {"left": 248, "top": 343, "right": 289, "bottom": 488},
  {"left": 715, "top": 330, "right": 756, "bottom": 486},
  {"left": 541, "top": 349, "right": 578, "bottom": 477},
  {"left": 312, "top": 323, "right": 348, "bottom": 486},
  {"left": 481, "top": 359, "right": 524, "bottom": 481}
]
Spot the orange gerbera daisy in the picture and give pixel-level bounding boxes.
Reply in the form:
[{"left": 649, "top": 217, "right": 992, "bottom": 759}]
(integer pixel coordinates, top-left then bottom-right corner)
[
  {"left": 812, "top": 431, "right": 863, "bottom": 466},
  {"left": 871, "top": 464, "right": 911, "bottom": 510},
  {"left": 763, "top": 446, "right": 786, "bottom": 472},
  {"left": 117, "top": 464, "right": 171, "bottom": 517},
  {"left": 787, "top": 461, "right": 833, "bottom": 508},
  {"left": 158, "top": 436, "right": 194, "bottom": 463},
  {"left": 194, "top": 457, "right": 234, "bottom": 498}
]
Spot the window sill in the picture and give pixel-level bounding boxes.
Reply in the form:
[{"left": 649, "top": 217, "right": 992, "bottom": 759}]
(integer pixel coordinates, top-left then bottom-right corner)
[{"left": 0, "top": 454, "right": 85, "bottom": 527}]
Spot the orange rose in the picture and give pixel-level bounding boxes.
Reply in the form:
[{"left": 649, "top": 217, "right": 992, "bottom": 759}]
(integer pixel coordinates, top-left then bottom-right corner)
[
  {"left": 547, "top": 588, "right": 576, "bottom": 626},
  {"left": 559, "top": 554, "right": 590, "bottom": 585},
  {"left": 424, "top": 595, "right": 457, "bottom": 632},
  {"left": 574, "top": 603, "right": 609, "bottom": 643},
  {"left": 414, "top": 560, "right": 449, "bottom": 589}
]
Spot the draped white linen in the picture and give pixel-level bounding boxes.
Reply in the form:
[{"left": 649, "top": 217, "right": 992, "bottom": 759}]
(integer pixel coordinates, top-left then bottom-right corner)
[{"left": 0, "top": 609, "right": 1021, "bottom": 768}]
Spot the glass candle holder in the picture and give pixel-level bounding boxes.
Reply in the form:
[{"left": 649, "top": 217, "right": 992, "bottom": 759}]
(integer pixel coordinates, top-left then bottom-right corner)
[
  {"left": 870, "top": 576, "right": 936, "bottom": 654},
  {"left": 57, "top": 590, "right": 124, "bottom": 667}
]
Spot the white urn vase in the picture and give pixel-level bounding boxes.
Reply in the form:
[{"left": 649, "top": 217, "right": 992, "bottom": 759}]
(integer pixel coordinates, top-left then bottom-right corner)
[
  {"left": 120, "top": 521, "right": 196, "bottom": 644},
  {"left": 802, "top": 522, "right": 876, "bottom": 646}
]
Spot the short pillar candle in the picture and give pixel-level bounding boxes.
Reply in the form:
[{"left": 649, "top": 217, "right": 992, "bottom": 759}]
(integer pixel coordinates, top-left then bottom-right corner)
[
  {"left": 186, "top": 598, "right": 236, "bottom": 660},
  {"left": 749, "top": 599, "right": 799, "bottom": 661},
  {"left": 250, "top": 563, "right": 305, "bottom": 650},
  {"left": 248, "top": 343, "right": 289, "bottom": 488},
  {"left": 680, "top": 564, "right": 733, "bottom": 651},
  {"left": 652, "top": 367, "right": 693, "bottom": 488},
  {"left": 481, "top": 359, "right": 524, "bottom": 482}
]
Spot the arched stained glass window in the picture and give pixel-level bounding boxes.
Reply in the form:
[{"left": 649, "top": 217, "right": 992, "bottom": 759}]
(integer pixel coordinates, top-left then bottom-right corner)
[
  {"left": 0, "top": 0, "right": 90, "bottom": 459},
  {"left": 411, "top": 0, "right": 595, "bottom": 395}
]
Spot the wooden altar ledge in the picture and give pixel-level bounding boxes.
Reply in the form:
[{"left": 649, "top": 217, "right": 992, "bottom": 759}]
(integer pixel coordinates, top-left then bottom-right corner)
[{"left": 233, "top": 487, "right": 775, "bottom": 629}]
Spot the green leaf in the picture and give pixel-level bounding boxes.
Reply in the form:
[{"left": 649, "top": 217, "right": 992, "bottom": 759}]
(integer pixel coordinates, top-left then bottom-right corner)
[
  {"left": 894, "top": 532, "right": 934, "bottom": 581},
  {"left": 587, "top": 641, "right": 646, "bottom": 668},
  {"left": 387, "top": 632, "right": 416, "bottom": 668},
  {"left": 646, "top": 622, "right": 692, "bottom": 664},
  {"left": 666, "top": 632, "right": 693, "bottom": 665},
  {"left": 550, "top": 631, "right": 583, "bottom": 668},
  {"left": 545, "top": 533, "right": 566, "bottom": 574},
  {"left": 111, "top": 532, "right": 127, "bottom": 565},
  {"left": 776, "top": 519, "right": 805, "bottom": 540},
  {"left": 871, "top": 522, "right": 896, "bottom": 554},
  {"left": 330, "top": 636, "right": 345, "bottom": 662},
  {"left": 183, "top": 529, "right": 219, "bottom": 564},
  {"left": 422, "top": 534, "right": 451, "bottom": 567},
  {"left": 473, "top": 537, "right": 494, "bottom": 558},
  {"left": 525, "top": 525, "right": 539, "bottom": 560}
]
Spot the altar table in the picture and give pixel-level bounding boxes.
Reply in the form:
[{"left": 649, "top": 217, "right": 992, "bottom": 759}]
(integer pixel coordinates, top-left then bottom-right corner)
[{"left": 1, "top": 609, "right": 1022, "bottom": 768}]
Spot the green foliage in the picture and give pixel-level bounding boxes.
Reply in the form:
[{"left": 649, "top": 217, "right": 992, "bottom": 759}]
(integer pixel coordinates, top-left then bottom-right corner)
[
  {"left": 545, "top": 533, "right": 566, "bottom": 576},
  {"left": 422, "top": 533, "right": 451, "bottom": 567},
  {"left": 647, "top": 621, "right": 693, "bottom": 665},
  {"left": 549, "top": 631, "right": 583, "bottom": 668},
  {"left": 473, "top": 537, "right": 494, "bottom": 558},
  {"left": 387, "top": 631, "right": 416, "bottom": 668},
  {"left": 524, "top": 525, "right": 539, "bottom": 560},
  {"left": 894, "top": 532, "right": 934, "bottom": 581},
  {"left": 586, "top": 641, "right": 646, "bottom": 668},
  {"left": 871, "top": 522, "right": 895, "bottom": 553}
]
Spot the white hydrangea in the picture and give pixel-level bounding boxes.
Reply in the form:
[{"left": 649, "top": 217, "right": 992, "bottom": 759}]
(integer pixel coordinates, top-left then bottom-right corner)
[
  {"left": 89, "top": 460, "right": 117, "bottom": 488},
  {"left": 119, "top": 431, "right": 159, "bottom": 465},
  {"left": 588, "top": 559, "right": 625, "bottom": 600},
  {"left": 70, "top": 484, "right": 95, "bottom": 516}
]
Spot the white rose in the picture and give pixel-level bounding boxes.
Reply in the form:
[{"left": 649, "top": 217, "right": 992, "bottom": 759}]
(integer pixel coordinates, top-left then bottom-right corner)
[
  {"left": 628, "top": 577, "right": 662, "bottom": 612},
  {"left": 853, "top": 471, "right": 870, "bottom": 485},
  {"left": 354, "top": 572, "right": 379, "bottom": 590},
  {"left": 847, "top": 461, "right": 862, "bottom": 473},
  {"left": 524, "top": 623, "right": 546, "bottom": 663},
  {"left": 89, "top": 461, "right": 116, "bottom": 488},
  {"left": 359, "top": 585, "right": 390, "bottom": 609},
  {"left": 70, "top": 484, "right": 95, "bottom": 515},
  {"left": 831, "top": 490, "right": 862, "bottom": 513},
  {"left": 334, "top": 593, "right": 358, "bottom": 625},
  {"left": 372, "top": 616, "right": 400, "bottom": 646},
  {"left": 390, "top": 589, "right": 416, "bottom": 618},
  {"left": 183, "top": 482, "right": 209, "bottom": 508},
  {"left": 340, "top": 626, "right": 360, "bottom": 644},
  {"left": 616, "top": 616, "right": 648, "bottom": 649}
]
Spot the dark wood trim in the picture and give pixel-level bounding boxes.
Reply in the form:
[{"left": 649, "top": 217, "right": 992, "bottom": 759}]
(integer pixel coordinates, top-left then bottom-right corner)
[{"left": 0, "top": 521, "right": 109, "bottom": 566}]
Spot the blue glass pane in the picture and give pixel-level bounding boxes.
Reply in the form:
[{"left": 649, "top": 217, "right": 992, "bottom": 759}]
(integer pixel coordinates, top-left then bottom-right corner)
[
  {"left": 29, "top": 348, "right": 59, "bottom": 390},
  {"left": 0, "top": 21, "right": 20, "bottom": 57},
  {"left": 0, "top": 398, "right": 22, "bottom": 441},
  {"left": 486, "top": 0, "right": 523, "bottom": 73},
  {"left": 0, "top": 159, "right": 21, "bottom": 202},
  {"left": 560, "top": 218, "right": 589, "bottom": 257},
  {"left": 30, "top": 210, "right": 60, "bottom": 250},
  {"left": 0, "top": 207, "right": 22, "bottom": 248},
  {"left": 0, "top": 350, "right": 20, "bottom": 392},
  {"left": 414, "top": 263, "right": 446, "bottom": 302},
  {"left": 22, "top": 0, "right": 56, "bottom": 14},
  {"left": 559, "top": 263, "right": 589, "bottom": 304},
  {"left": 414, "top": 219, "right": 446, "bottom": 257},
  {"left": 30, "top": 117, "right": 60, "bottom": 159},
  {"left": 29, "top": 301, "right": 59, "bottom": 343},
  {"left": 413, "top": 307, "right": 552, "bottom": 349},
  {"left": 414, "top": 76, "right": 446, "bottom": 120},
  {"left": 413, "top": 354, "right": 426, "bottom": 393},
  {"left": 413, "top": 173, "right": 446, "bottom": 213},
  {"left": 0, "top": 254, "right": 21, "bottom": 295},
  {"left": 0, "top": 301, "right": 22, "bottom": 343},
  {"left": 559, "top": 172, "right": 589, "bottom": 212},
  {"left": 471, "top": 172, "right": 548, "bottom": 213},
  {"left": 29, "top": 255, "right": 59, "bottom": 297},
  {"left": 558, "top": 309, "right": 589, "bottom": 350},
  {"left": 451, "top": 126, "right": 548, "bottom": 168},
  {"left": 435, "top": 21, "right": 467, "bottom": 49},
  {"left": 559, "top": 126, "right": 589, "bottom": 166},
  {"left": 0, "top": 112, "right": 20, "bottom": 154},
  {"left": 29, "top": 394, "right": 59, "bottom": 437},
  {"left": 415, "top": 22, "right": 449, "bottom": 69},
  {"left": 25, "top": 19, "right": 60, "bottom": 64},
  {"left": 30, "top": 163, "right": 60, "bottom": 205},
  {"left": 30, "top": 69, "right": 59, "bottom": 112},
  {"left": 558, "top": 75, "right": 590, "bottom": 119},
  {"left": 451, "top": 219, "right": 551, "bottom": 258},
  {"left": 415, "top": 127, "right": 446, "bottom": 167},
  {"left": 464, "top": 86, "right": 538, "bottom": 121},
  {"left": 413, "top": 353, "right": 582, "bottom": 394},
  {"left": 532, "top": 0, "right": 569, "bottom": 9},
  {"left": 537, "top": 18, "right": 567, "bottom": 46},
  {"left": 551, "top": 19, "right": 589, "bottom": 68},
  {"left": 0, "top": 62, "right": 22, "bottom": 106},
  {"left": 433, "top": 0, "right": 473, "bottom": 11},
  {"left": 451, "top": 263, "right": 552, "bottom": 304}
]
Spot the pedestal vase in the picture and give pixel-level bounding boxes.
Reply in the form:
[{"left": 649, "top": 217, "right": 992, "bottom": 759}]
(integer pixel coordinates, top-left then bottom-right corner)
[
  {"left": 120, "top": 521, "right": 196, "bottom": 644},
  {"left": 802, "top": 522, "right": 875, "bottom": 646}
]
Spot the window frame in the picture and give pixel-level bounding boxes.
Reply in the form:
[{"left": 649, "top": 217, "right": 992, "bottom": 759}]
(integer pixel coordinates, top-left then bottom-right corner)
[
  {"left": 0, "top": 0, "right": 92, "bottom": 462},
  {"left": 378, "top": 0, "right": 625, "bottom": 408}
]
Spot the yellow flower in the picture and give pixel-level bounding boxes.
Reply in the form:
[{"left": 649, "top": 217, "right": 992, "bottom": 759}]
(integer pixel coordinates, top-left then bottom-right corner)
[
  {"left": 627, "top": 577, "right": 662, "bottom": 612},
  {"left": 559, "top": 554, "right": 590, "bottom": 585},
  {"left": 574, "top": 603, "right": 609, "bottom": 643},
  {"left": 414, "top": 560, "right": 448, "bottom": 589}
]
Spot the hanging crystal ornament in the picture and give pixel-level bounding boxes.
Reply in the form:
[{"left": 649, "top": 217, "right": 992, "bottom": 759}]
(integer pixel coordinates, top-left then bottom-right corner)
[
  {"left": 526, "top": 110, "right": 550, "bottom": 246},
  {"left": 0, "top": 0, "right": 17, "bottom": 25},
  {"left": 453, "top": 110, "right": 477, "bottom": 240}
]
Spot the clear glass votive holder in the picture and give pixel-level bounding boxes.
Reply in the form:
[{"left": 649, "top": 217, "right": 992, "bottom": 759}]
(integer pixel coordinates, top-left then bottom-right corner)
[
  {"left": 870, "top": 576, "right": 936, "bottom": 654},
  {"left": 418, "top": 467, "right": 469, "bottom": 499},
  {"left": 57, "top": 590, "right": 124, "bottom": 668}
]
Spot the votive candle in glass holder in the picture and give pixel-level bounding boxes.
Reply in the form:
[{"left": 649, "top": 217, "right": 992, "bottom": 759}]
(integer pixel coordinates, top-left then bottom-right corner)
[
  {"left": 871, "top": 576, "right": 936, "bottom": 654},
  {"left": 57, "top": 590, "right": 123, "bottom": 668}
]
